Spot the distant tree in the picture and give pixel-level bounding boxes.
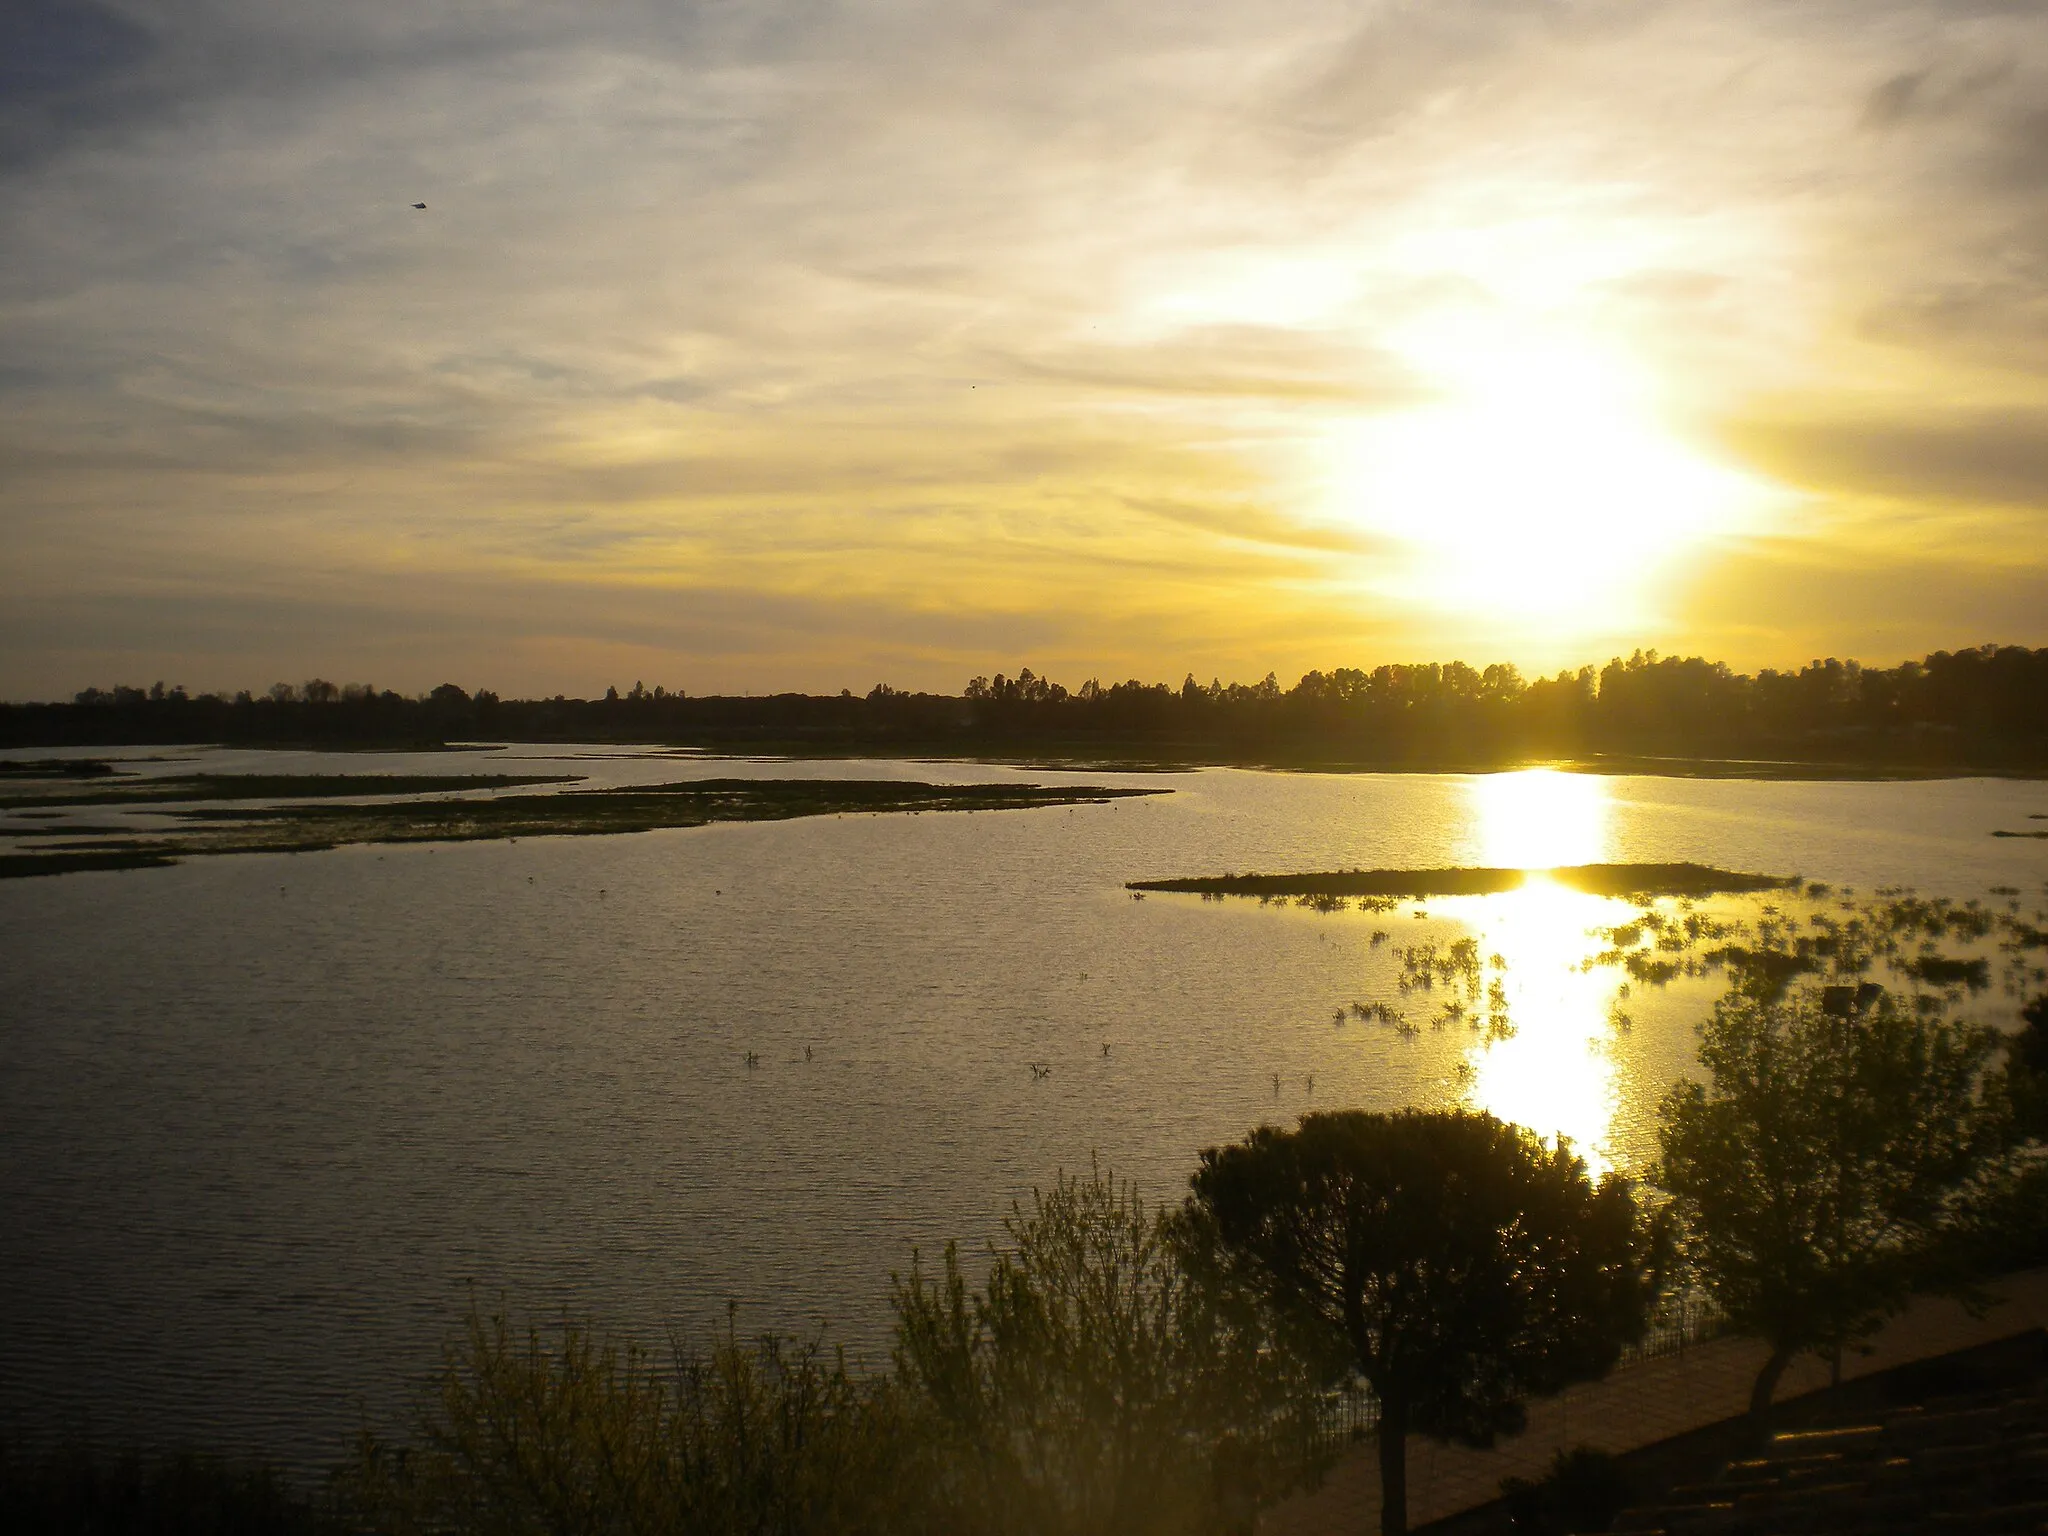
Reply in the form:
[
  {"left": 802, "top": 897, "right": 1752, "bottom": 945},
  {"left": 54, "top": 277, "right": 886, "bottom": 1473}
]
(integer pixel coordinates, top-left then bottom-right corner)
[
  {"left": 1655, "top": 985, "right": 2005, "bottom": 1420},
  {"left": 267, "top": 682, "right": 297, "bottom": 705},
  {"left": 302, "top": 678, "right": 338, "bottom": 705},
  {"left": 1190, "top": 1110, "right": 1651, "bottom": 1536},
  {"left": 428, "top": 683, "right": 470, "bottom": 707}
]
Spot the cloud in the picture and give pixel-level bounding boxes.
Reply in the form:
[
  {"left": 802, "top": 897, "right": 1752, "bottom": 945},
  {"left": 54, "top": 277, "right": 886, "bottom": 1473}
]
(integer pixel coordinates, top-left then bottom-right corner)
[
  {"left": 1676, "top": 534, "right": 2048, "bottom": 668},
  {"left": 1863, "top": 70, "right": 1929, "bottom": 127},
  {"left": 2, "top": 0, "right": 2047, "bottom": 695},
  {"left": 1722, "top": 410, "right": 2048, "bottom": 512},
  {"left": 0, "top": 0, "right": 153, "bottom": 97}
]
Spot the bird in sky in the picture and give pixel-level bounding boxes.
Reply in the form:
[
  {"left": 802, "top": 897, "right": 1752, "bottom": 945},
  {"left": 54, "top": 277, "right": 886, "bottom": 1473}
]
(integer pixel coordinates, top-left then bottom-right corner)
[{"left": 412, "top": 202, "right": 426, "bottom": 209}]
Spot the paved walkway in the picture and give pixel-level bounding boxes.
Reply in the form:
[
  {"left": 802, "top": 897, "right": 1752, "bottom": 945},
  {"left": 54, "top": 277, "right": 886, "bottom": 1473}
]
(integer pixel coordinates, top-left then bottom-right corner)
[{"left": 1258, "top": 1266, "right": 2048, "bottom": 1535}]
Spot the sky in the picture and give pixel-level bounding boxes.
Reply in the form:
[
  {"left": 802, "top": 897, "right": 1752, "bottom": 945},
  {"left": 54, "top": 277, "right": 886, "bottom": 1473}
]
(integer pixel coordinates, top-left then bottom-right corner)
[{"left": 2, "top": 0, "right": 2046, "bottom": 700}]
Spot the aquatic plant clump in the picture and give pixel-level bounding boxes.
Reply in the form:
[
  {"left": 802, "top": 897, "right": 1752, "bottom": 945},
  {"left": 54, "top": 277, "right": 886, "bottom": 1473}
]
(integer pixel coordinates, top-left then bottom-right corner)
[{"left": 1581, "top": 887, "right": 2048, "bottom": 1004}]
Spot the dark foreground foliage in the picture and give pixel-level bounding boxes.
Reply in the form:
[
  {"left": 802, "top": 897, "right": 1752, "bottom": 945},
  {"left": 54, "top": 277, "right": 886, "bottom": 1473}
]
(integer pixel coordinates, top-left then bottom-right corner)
[
  {"left": 1499, "top": 1445, "right": 1633, "bottom": 1535},
  {"left": 1655, "top": 985, "right": 2009, "bottom": 1420},
  {"left": 341, "top": 1166, "right": 1333, "bottom": 1536},
  {"left": 1191, "top": 1111, "right": 1655, "bottom": 1535},
  {"left": 0, "top": 1441, "right": 335, "bottom": 1536}
]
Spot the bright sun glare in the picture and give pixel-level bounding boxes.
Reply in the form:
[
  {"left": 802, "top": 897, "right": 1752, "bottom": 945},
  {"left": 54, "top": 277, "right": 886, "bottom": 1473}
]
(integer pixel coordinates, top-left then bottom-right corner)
[
  {"left": 1471, "top": 766, "right": 1610, "bottom": 870},
  {"left": 1329, "top": 330, "right": 1769, "bottom": 629}
]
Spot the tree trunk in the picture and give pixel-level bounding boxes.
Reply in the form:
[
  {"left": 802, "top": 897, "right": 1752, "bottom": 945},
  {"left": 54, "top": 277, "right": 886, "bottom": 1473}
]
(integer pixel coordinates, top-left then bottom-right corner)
[
  {"left": 1749, "top": 1343, "right": 1795, "bottom": 1424},
  {"left": 1377, "top": 1397, "right": 1409, "bottom": 1536}
]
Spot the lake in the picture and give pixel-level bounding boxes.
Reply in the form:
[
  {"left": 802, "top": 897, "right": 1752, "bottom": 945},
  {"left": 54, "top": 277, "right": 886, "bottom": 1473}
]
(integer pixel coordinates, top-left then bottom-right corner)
[{"left": 2, "top": 747, "right": 2044, "bottom": 1467}]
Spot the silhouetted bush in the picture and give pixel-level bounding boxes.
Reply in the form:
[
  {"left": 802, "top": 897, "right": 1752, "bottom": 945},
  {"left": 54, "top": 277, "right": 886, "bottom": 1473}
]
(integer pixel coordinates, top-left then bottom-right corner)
[
  {"left": 1500, "top": 1445, "right": 1633, "bottom": 1535},
  {"left": 891, "top": 1163, "right": 1328, "bottom": 1535},
  {"left": 341, "top": 1310, "right": 911, "bottom": 1536}
]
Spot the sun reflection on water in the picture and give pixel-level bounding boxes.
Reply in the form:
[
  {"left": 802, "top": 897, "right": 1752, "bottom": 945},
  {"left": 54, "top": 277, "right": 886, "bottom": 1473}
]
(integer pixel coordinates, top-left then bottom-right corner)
[
  {"left": 1471, "top": 767, "right": 1609, "bottom": 869},
  {"left": 1460, "top": 770, "right": 1624, "bottom": 1172},
  {"left": 1460, "top": 879, "right": 1624, "bottom": 1173}
]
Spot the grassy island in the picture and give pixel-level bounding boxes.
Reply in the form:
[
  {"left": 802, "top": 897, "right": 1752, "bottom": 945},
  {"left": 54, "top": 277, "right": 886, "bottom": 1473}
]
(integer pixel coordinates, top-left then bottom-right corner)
[
  {"left": 0, "top": 771, "right": 579, "bottom": 810},
  {"left": 0, "top": 778, "right": 1165, "bottom": 879},
  {"left": 1128, "top": 862, "right": 1796, "bottom": 900}
]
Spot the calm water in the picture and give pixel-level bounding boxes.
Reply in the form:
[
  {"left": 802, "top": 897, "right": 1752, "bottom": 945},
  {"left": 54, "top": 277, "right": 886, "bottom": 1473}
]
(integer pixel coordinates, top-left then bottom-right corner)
[{"left": 2, "top": 748, "right": 2044, "bottom": 1465}]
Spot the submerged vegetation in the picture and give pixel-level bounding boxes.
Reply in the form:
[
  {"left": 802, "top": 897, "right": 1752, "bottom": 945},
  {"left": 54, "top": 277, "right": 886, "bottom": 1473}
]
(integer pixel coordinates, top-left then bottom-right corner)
[{"left": 0, "top": 777, "right": 1166, "bottom": 879}]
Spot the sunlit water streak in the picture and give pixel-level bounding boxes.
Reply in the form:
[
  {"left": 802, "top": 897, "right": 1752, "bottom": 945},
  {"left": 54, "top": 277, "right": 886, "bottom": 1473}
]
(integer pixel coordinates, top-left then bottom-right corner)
[
  {"left": 0, "top": 750, "right": 2043, "bottom": 1467},
  {"left": 1457, "top": 771, "right": 1626, "bottom": 1170}
]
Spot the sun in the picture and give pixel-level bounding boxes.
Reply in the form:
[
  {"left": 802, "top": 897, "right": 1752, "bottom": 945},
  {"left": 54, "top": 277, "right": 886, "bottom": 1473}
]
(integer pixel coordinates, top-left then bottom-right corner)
[{"left": 1325, "top": 328, "right": 1770, "bottom": 630}]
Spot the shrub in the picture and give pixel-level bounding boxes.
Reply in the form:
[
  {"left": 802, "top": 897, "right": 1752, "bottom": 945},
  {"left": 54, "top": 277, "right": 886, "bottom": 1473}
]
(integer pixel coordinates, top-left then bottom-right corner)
[
  {"left": 890, "top": 1161, "right": 1327, "bottom": 1536},
  {"left": 1500, "top": 1446, "right": 1632, "bottom": 1535}
]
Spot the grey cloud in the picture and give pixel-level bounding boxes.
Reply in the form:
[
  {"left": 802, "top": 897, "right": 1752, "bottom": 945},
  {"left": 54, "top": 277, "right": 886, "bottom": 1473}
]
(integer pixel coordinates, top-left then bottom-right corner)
[
  {"left": 1261, "top": 0, "right": 1662, "bottom": 151},
  {"left": 1723, "top": 411, "right": 2048, "bottom": 510},
  {"left": 1988, "top": 105, "right": 2048, "bottom": 188},
  {"left": 0, "top": 0, "right": 154, "bottom": 96},
  {"left": 1862, "top": 69, "right": 1927, "bottom": 127}
]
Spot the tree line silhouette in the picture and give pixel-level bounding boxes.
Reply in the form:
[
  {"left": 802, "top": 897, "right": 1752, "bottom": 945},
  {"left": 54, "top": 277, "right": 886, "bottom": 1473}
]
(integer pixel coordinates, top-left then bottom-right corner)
[{"left": 9, "top": 644, "right": 2048, "bottom": 766}]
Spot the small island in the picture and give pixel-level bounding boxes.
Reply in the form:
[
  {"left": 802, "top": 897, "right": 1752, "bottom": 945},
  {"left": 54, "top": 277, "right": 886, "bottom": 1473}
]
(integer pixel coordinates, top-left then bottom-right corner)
[{"left": 1127, "top": 862, "right": 1796, "bottom": 900}]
